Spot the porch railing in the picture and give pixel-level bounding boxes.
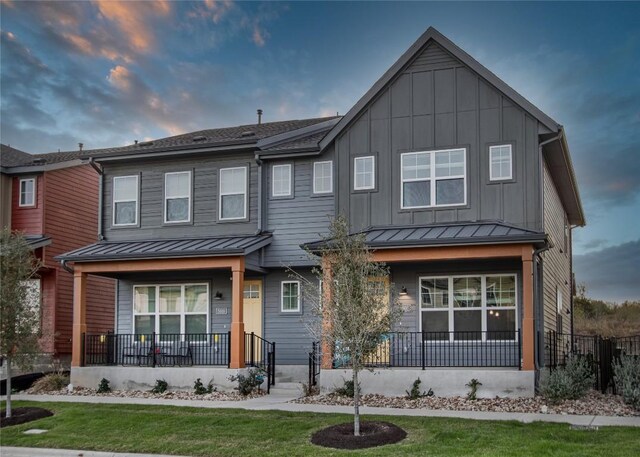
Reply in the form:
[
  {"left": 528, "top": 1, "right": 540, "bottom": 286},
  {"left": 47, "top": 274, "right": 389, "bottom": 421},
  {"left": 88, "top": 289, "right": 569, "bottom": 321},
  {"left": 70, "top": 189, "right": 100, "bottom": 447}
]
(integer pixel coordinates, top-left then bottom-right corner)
[
  {"left": 331, "top": 330, "right": 521, "bottom": 369},
  {"left": 308, "top": 341, "right": 321, "bottom": 387},
  {"left": 83, "top": 332, "right": 231, "bottom": 367},
  {"left": 244, "top": 332, "right": 276, "bottom": 393}
]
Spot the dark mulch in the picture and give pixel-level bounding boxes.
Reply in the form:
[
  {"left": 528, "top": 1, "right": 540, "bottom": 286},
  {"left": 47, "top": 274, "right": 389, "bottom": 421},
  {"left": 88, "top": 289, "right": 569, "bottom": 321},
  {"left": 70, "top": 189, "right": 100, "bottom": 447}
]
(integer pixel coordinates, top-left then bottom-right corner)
[
  {"left": 311, "top": 421, "right": 407, "bottom": 449},
  {"left": 0, "top": 407, "right": 53, "bottom": 428}
]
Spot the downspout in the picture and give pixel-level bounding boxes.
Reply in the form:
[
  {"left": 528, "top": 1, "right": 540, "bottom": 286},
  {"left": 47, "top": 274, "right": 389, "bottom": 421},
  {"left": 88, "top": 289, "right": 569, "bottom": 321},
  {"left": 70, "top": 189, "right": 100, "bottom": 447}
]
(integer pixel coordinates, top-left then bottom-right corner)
[
  {"left": 254, "top": 153, "right": 264, "bottom": 234},
  {"left": 532, "top": 242, "right": 551, "bottom": 391},
  {"left": 538, "top": 128, "right": 564, "bottom": 230},
  {"left": 61, "top": 259, "right": 74, "bottom": 274},
  {"left": 88, "top": 158, "right": 105, "bottom": 241}
]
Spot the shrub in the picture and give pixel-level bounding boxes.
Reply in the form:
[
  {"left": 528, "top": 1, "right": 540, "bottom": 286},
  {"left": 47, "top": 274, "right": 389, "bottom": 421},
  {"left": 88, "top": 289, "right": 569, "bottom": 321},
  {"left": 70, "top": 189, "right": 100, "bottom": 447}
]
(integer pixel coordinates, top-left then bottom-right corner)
[
  {"left": 97, "top": 378, "right": 111, "bottom": 393},
  {"left": 541, "top": 355, "right": 594, "bottom": 403},
  {"left": 229, "top": 368, "right": 264, "bottom": 396},
  {"left": 193, "top": 378, "right": 215, "bottom": 395},
  {"left": 334, "top": 379, "right": 360, "bottom": 398},
  {"left": 151, "top": 379, "right": 168, "bottom": 394},
  {"left": 406, "top": 378, "right": 434, "bottom": 399},
  {"left": 466, "top": 378, "right": 482, "bottom": 401},
  {"left": 302, "top": 382, "right": 319, "bottom": 397},
  {"left": 30, "top": 362, "right": 70, "bottom": 394},
  {"left": 613, "top": 355, "right": 640, "bottom": 410}
]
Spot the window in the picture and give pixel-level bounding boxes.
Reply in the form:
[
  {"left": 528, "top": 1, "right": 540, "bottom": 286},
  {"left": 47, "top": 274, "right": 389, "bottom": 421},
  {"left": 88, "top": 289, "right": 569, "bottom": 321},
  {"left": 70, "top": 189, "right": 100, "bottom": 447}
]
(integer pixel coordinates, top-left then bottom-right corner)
[
  {"left": 133, "top": 284, "right": 208, "bottom": 340},
  {"left": 489, "top": 145, "right": 513, "bottom": 181},
  {"left": 164, "top": 171, "right": 191, "bottom": 223},
  {"left": 313, "top": 161, "right": 333, "bottom": 194},
  {"left": 420, "top": 274, "right": 517, "bottom": 341},
  {"left": 19, "top": 178, "right": 36, "bottom": 207},
  {"left": 272, "top": 164, "right": 292, "bottom": 197},
  {"left": 556, "top": 286, "right": 563, "bottom": 313},
  {"left": 219, "top": 167, "right": 247, "bottom": 220},
  {"left": 244, "top": 282, "right": 260, "bottom": 299},
  {"left": 113, "top": 175, "right": 138, "bottom": 226},
  {"left": 281, "top": 281, "right": 300, "bottom": 312},
  {"left": 354, "top": 156, "right": 375, "bottom": 190},
  {"left": 401, "top": 148, "right": 466, "bottom": 208}
]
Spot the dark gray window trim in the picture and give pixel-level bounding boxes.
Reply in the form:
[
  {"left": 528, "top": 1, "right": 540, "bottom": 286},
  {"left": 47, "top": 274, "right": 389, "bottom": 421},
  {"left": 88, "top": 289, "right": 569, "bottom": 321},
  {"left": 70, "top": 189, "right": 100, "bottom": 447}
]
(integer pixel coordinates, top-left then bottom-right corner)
[
  {"left": 486, "top": 141, "right": 517, "bottom": 185},
  {"left": 217, "top": 164, "right": 250, "bottom": 224},
  {"left": 269, "top": 163, "right": 294, "bottom": 200},
  {"left": 111, "top": 173, "right": 141, "bottom": 229},
  {"left": 351, "top": 153, "right": 379, "bottom": 194},
  {"left": 162, "top": 169, "right": 194, "bottom": 227}
]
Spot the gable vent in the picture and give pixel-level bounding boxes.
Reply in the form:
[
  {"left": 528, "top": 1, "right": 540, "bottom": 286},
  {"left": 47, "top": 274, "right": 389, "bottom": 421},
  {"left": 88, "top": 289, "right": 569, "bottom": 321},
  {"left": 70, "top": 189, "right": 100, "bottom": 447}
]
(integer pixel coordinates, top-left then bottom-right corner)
[
  {"left": 192, "top": 135, "right": 207, "bottom": 142},
  {"left": 138, "top": 141, "right": 154, "bottom": 147},
  {"left": 32, "top": 158, "right": 46, "bottom": 165}
]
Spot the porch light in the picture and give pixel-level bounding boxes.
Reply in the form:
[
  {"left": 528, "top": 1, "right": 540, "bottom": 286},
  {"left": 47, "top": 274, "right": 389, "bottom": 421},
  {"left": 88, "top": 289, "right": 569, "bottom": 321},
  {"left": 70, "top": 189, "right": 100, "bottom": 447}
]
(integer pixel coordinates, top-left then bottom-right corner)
[
  {"left": 214, "top": 291, "right": 223, "bottom": 300},
  {"left": 399, "top": 286, "right": 408, "bottom": 296},
  {"left": 141, "top": 335, "right": 146, "bottom": 343},
  {"left": 99, "top": 334, "right": 106, "bottom": 343}
]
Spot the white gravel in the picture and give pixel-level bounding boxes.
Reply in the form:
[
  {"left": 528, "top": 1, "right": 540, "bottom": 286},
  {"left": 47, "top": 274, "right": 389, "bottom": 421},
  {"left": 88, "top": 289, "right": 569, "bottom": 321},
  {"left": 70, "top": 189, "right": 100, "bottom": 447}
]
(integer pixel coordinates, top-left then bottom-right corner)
[{"left": 23, "top": 386, "right": 265, "bottom": 401}]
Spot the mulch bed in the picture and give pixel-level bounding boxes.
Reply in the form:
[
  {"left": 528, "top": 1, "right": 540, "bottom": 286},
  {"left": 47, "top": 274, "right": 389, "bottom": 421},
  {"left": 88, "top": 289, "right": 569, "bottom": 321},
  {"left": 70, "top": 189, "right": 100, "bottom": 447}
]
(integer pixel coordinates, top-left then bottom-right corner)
[
  {"left": 1, "top": 407, "right": 53, "bottom": 428},
  {"left": 311, "top": 421, "right": 407, "bottom": 449}
]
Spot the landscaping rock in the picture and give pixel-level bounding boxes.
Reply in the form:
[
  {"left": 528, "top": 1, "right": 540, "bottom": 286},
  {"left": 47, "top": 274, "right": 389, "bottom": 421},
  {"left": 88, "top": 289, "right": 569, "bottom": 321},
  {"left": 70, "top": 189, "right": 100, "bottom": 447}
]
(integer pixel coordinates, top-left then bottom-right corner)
[{"left": 23, "top": 386, "right": 265, "bottom": 401}]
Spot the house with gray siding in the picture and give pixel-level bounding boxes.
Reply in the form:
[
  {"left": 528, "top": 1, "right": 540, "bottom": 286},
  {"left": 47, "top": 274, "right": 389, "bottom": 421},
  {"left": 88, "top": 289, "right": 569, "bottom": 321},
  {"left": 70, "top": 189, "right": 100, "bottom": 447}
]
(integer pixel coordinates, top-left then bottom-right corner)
[{"left": 59, "top": 27, "right": 583, "bottom": 397}]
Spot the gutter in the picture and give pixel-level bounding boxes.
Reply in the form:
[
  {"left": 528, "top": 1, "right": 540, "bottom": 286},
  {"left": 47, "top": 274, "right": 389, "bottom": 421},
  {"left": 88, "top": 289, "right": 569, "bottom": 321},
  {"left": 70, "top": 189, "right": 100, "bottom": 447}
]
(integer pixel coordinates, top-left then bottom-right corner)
[
  {"left": 89, "top": 158, "right": 105, "bottom": 241},
  {"left": 538, "top": 130, "right": 563, "bottom": 231},
  {"left": 255, "top": 153, "right": 264, "bottom": 233}
]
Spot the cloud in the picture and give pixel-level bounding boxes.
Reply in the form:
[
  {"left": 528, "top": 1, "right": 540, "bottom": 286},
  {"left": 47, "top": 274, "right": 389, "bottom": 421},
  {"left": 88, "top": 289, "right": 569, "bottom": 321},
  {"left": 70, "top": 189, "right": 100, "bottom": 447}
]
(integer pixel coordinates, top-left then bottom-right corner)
[{"left": 574, "top": 240, "right": 640, "bottom": 303}]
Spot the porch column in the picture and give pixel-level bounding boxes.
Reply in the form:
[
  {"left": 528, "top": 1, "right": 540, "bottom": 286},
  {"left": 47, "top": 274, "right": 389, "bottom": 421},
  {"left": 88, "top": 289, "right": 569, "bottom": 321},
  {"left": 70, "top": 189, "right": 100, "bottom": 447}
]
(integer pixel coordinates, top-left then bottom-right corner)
[
  {"left": 521, "top": 247, "right": 535, "bottom": 371},
  {"left": 229, "top": 260, "right": 245, "bottom": 369},
  {"left": 321, "top": 256, "right": 333, "bottom": 370},
  {"left": 71, "top": 270, "right": 87, "bottom": 367}
]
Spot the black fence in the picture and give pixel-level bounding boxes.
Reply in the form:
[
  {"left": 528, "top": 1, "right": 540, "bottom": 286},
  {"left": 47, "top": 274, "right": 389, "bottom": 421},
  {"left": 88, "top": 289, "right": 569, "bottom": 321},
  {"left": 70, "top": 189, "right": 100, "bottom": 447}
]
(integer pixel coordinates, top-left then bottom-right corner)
[
  {"left": 244, "top": 332, "right": 276, "bottom": 393},
  {"left": 545, "top": 331, "right": 640, "bottom": 393},
  {"left": 308, "top": 342, "right": 320, "bottom": 387},
  {"left": 83, "top": 332, "right": 231, "bottom": 367},
  {"left": 331, "top": 331, "right": 522, "bottom": 369}
]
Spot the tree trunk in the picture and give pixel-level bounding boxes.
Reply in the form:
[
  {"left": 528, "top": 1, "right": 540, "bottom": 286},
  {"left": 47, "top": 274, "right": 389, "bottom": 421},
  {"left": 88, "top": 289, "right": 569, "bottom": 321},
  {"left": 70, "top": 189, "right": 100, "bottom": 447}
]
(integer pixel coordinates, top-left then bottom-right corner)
[
  {"left": 353, "top": 367, "right": 360, "bottom": 436},
  {"left": 5, "top": 357, "right": 11, "bottom": 418}
]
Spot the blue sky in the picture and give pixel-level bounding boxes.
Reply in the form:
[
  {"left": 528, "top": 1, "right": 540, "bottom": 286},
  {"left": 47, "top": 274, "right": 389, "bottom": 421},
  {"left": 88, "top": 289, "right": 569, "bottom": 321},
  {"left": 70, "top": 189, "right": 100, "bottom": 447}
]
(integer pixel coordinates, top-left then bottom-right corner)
[{"left": 1, "top": 1, "right": 638, "bottom": 301}]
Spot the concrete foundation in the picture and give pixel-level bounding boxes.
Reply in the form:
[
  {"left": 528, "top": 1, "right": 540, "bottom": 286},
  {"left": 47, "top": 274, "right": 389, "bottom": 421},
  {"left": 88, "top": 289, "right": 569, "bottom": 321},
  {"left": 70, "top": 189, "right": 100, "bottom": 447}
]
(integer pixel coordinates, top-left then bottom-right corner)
[
  {"left": 71, "top": 366, "right": 249, "bottom": 392},
  {"left": 320, "top": 368, "right": 535, "bottom": 398}
]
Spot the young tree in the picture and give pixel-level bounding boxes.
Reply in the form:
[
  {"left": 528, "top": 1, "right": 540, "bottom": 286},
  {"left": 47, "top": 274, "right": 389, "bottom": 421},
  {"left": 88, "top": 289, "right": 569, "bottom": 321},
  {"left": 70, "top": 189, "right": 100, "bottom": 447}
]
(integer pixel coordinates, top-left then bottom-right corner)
[
  {"left": 1, "top": 228, "right": 42, "bottom": 417},
  {"left": 295, "top": 216, "right": 405, "bottom": 436}
]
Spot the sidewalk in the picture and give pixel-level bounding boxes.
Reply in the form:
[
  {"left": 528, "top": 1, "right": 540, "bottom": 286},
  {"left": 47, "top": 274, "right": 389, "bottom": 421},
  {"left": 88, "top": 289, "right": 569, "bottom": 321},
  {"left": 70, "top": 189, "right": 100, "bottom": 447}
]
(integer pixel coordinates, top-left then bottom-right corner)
[
  {"left": 0, "top": 448, "right": 187, "bottom": 457},
  {"left": 9, "top": 392, "right": 640, "bottom": 427}
]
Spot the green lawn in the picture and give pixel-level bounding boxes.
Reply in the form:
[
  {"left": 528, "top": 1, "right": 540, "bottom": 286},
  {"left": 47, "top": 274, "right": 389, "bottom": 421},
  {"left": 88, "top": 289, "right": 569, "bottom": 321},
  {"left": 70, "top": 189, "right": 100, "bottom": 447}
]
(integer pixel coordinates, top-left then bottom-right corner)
[{"left": 1, "top": 401, "right": 639, "bottom": 456}]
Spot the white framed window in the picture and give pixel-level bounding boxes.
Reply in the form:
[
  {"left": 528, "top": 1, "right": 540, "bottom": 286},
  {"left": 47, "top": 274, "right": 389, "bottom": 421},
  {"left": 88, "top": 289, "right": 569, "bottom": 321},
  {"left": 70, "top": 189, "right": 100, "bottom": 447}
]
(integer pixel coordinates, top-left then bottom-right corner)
[
  {"left": 556, "top": 286, "right": 563, "bottom": 313},
  {"left": 19, "top": 178, "right": 36, "bottom": 207},
  {"left": 313, "top": 161, "right": 333, "bottom": 194},
  {"left": 489, "top": 145, "right": 513, "bottom": 181},
  {"left": 133, "top": 283, "right": 209, "bottom": 340},
  {"left": 272, "top": 164, "right": 292, "bottom": 197},
  {"left": 419, "top": 274, "right": 517, "bottom": 341},
  {"left": 112, "top": 175, "right": 139, "bottom": 226},
  {"left": 219, "top": 167, "right": 247, "bottom": 220},
  {"left": 281, "top": 281, "right": 300, "bottom": 313},
  {"left": 243, "top": 282, "right": 260, "bottom": 299},
  {"left": 164, "top": 171, "right": 191, "bottom": 223},
  {"left": 354, "top": 156, "right": 375, "bottom": 190},
  {"left": 401, "top": 148, "right": 466, "bottom": 208}
]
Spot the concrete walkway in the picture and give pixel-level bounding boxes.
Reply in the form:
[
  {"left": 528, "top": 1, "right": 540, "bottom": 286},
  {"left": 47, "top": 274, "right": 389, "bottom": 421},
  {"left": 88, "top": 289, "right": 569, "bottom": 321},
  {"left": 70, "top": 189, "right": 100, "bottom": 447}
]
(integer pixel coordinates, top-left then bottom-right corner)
[
  {"left": 8, "top": 392, "right": 640, "bottom": 427},
  {"left": 0, "top": 448, "right": 186, "bottom": 457}
]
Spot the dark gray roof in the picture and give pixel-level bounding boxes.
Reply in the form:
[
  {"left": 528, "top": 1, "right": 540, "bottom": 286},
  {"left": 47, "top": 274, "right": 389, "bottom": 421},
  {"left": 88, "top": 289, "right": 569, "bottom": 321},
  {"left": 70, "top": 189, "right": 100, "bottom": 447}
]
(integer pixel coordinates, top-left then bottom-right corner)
[
  {"left": 25, "top": 235, "right": 52, "bottom": 249},
  {"left": 0, "top": 144, "right": 32, "bottom": 167},
  {"left": 58, "top": 234, "right": 272, "bottom": 263},
  {"left": 262, "top": 130, "right": 329, "bottom": 152},
  {"left": 304, "top": 222, "right": 546, "bottom": 251}
]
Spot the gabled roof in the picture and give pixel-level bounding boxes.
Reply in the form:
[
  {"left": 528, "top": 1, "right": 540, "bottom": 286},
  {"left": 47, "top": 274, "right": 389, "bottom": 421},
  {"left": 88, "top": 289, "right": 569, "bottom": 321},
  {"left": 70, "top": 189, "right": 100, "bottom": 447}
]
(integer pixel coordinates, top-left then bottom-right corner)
[
  {"left": 320, "top": 27, "right": 560, "bottom": 150},
  {"left": 57, "top": 234, "right": 273, "bottom": 263},
  {"left": 303, "top": 221, "right": 546, "bottom": 252},
  {"left": 0, "top": 144, "right": 32, "bottom": 167}
]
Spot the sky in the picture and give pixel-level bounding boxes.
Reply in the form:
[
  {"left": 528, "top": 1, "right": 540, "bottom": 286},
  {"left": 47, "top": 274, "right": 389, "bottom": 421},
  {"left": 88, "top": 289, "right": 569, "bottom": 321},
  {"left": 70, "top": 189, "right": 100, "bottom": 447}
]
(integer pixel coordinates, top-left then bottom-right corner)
[{"left": 1, "top": 1, "right": 638, "bottom": 302}]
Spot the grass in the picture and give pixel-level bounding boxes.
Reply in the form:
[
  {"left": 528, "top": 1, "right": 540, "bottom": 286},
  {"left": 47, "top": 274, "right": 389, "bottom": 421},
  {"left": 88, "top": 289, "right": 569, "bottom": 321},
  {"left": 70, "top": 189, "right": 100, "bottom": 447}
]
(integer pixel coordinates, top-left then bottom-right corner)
[{"left": 1, "top": 401, "right": 639, "bottom": 456}]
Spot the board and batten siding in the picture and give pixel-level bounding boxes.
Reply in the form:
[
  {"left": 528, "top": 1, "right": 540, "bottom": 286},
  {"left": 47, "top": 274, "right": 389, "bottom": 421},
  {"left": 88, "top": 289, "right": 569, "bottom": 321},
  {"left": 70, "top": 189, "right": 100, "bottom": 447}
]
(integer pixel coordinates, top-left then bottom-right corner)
[
  {"left": 264, "top": 149, "right": 335, "bottom": 267},
  {"left": 102, "top": 153, "right": 259, "bottom": 241},
  {"left": 542, "top": 162, "right": 572, "bottom": 334},
  {"left": 335, "top": 42, "right": 542, "bottom": 232}
]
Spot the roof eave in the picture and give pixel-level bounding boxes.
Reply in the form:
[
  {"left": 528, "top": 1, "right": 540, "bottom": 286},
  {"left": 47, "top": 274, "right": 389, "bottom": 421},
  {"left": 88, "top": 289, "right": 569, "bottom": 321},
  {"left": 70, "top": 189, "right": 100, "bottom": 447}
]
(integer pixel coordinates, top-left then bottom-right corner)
[
  {"left": 93, "top": 142, "right": 256, "bottom": 163},
  {"left": 1, "top": 159, "right": 87, "bottom": 174}
]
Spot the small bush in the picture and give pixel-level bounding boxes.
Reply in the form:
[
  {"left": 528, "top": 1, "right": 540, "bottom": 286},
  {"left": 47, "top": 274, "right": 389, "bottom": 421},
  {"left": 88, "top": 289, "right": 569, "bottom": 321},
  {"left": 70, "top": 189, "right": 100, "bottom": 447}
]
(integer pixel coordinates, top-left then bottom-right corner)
[
  {"left": 151, "top": 379, "right": 168, "bottom": 394},
  {"left": 334, "top": 379, "right": 360, "bottom": 398},
  {"left": 406, "top": 378, "right": 434, "bottom": 399},
  {"left": 541, "top": 356, "right": 594, "bottom": 403},
  {"left": 30, "top": 372, "right": 70, "bottom": 393},
  {"left": 229, "top": 368, "right": 264, "bottom": 396},
  {"left": 466, "top": 378, "right": 482, "bottom": 401},
  {"left": 614, "top": 355, "right": 640, "bottom": 410},
  {"left": 97, "top": 378, "right": 111, "bottom": 393},
  {"left": 302, "top": 382, "right": 319, "bottom": 397},
  {"left": 193, "top": 378, "right": 215, "bottom": 395}
]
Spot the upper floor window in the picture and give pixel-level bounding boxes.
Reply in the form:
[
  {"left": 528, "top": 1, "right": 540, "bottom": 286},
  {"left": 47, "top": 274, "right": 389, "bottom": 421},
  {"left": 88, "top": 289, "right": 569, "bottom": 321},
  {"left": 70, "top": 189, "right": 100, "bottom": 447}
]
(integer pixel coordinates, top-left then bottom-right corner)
[
  {"left": 219, "top": 167, "right": 247, "bottom": 220},
  {"left": 489, "top": 145, "right": 513, "bottom": 181},
  {"left": 272, "top": 164, "right": 292, "bottom": 197},
  {"left": 354, "top": 156, "right": 375, "bottom": 190},
  {"left": 19, "top": 178, "right": 36, "bottom": 207},
  {"left": 113, "top": 175, "right": 139, "bottom": 226},
  {"left": 164, "top": 171, "right": 191, "bottom": 223},
  {"left": 313, "top": 161, "right": 333, "bottom": 194},
  {"left": 401, "top": 148, "right": 466, "bottom": 208}
]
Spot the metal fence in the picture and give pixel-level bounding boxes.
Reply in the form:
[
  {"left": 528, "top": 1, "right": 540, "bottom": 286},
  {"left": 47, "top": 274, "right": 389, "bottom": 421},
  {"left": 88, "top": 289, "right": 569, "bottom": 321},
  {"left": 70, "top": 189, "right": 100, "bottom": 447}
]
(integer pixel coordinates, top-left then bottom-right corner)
[
  {"left": 83, "top": 332, "right": 231, "bottom": 367},
  {"left": 244, "top": 332, "right": 276, "bottom": 393}
]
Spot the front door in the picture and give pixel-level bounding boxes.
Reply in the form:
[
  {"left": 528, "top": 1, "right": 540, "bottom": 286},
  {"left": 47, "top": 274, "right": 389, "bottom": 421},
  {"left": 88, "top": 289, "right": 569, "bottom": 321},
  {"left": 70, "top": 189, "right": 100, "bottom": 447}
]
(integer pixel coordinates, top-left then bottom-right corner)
[{"left": 243, "top": 280, "right": 263, "bottom": 361}]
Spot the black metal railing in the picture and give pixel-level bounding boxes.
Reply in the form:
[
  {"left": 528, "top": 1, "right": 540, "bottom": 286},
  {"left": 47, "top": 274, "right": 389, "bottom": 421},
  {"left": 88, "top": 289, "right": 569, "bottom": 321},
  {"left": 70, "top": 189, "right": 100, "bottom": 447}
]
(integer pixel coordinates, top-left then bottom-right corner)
[
  {"left": 244, "top": 332, "right": 276, "bottom": 393},
  {"left": 308, "top": 342, "right": 321, "bottom": 387},
  {"left": 83, "top": 332, "right": 231, "bottom": 367},
  {"left": 332, "top": 330, "right": 521, "bottom": 369},
  {"left": 545, "top": 331, "right": 640, "bottom": 393}
]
